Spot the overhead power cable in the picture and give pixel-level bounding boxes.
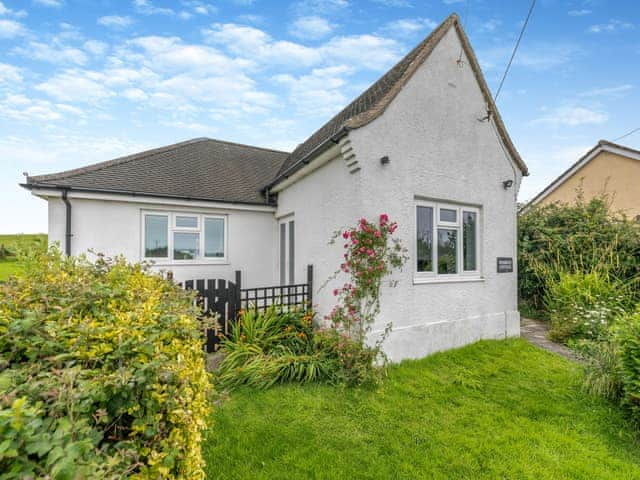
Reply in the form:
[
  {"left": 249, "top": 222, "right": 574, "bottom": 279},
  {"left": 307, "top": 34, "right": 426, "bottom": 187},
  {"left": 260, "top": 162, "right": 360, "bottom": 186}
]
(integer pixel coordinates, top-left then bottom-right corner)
[
  {"left": 493, "top": 0, "right": 537, "bottom": 102},
  {"left": 613, "top": 127, "right": 640, "bottom": 142}
]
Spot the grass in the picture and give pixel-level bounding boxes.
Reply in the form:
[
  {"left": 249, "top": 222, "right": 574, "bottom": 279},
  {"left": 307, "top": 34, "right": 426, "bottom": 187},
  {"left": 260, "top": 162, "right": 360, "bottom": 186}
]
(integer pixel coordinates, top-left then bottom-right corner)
[
  {"left": 0, "top": 234, "right": 47, "bottom": 281},
  {"left": 203, "top": 339, "right": 640, "bottom": 479}
]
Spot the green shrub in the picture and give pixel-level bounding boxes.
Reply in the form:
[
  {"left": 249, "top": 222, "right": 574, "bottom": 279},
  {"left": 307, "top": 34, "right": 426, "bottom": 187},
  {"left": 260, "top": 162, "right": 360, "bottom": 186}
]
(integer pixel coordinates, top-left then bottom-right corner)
[
  {"left": 216, "top": 307, "right": 381, "bottom": 389},
  {"left": 0, "top": 249, "right": 211, "bottom": 479},
  {"left": 615, "top": 308, "right": 640, "bottom": 425},
  {"left": 519, "top": 195, "right": 640, "bottom": 316},
  {"left": 545, "top": 271, "right": 630, "bottom": 343}
]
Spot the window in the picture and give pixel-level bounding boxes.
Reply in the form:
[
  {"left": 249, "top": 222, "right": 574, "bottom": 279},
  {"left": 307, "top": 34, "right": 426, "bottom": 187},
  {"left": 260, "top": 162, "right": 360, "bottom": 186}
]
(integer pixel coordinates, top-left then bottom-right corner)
[
  {"left": 279, "top": 219, "right": 295, "bottom": 285},
  {"left": 142, "top": 211, "right": 227, "bottom": 263},
  {"left": 145, "top": 214, "right": 168, "bottom": 258},
  {"left": 415, "top": 201, "right": 480, "bottom": 280}
]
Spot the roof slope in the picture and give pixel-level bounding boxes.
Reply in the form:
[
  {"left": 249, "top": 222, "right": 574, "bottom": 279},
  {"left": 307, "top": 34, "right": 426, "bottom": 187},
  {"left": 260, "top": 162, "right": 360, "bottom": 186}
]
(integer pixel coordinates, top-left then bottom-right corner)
[
  {"left": 26, "top": 138, "right": 288, "bottom": 205},
  {"left": 272, "top": 13, "right": 528, "bottom": 185},
  {"left": 527, "top": 139, "right": 640, "bottom": 207}
]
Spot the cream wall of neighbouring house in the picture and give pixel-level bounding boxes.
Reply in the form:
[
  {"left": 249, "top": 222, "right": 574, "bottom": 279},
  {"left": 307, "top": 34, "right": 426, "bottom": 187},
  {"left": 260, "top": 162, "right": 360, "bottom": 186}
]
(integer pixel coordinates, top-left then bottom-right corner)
[
  {"left": 276, "top": 26, "right": 522, "bottom": 362},
  {"left": 537, "top": 151, "right": 640, "bottom": 218},
  {"left": 43, "top": 194, "right": 278, "bottom": 286}
]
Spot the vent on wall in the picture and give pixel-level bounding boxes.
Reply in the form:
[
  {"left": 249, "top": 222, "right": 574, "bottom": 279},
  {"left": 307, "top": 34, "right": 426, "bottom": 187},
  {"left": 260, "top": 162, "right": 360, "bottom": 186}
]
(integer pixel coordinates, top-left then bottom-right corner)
[{"left": 339, "top": 137, "right": 360, "bottom": 174}]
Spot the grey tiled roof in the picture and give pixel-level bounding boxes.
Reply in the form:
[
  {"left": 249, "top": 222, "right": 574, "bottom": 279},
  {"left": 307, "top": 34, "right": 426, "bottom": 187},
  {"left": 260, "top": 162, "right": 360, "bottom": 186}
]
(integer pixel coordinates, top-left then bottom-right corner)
[{"left": 26, "top": 138, "right": 288, "bottom": 205}]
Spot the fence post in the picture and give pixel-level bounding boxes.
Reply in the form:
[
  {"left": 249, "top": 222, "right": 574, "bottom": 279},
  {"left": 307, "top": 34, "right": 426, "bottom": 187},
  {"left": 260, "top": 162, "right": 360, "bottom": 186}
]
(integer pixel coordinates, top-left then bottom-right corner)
[
  {"left": 235, "top": 270, "right": 242, "bottom": 315},
  {"left": 307, "top": 264, "right": 313, "bottom": 309}
]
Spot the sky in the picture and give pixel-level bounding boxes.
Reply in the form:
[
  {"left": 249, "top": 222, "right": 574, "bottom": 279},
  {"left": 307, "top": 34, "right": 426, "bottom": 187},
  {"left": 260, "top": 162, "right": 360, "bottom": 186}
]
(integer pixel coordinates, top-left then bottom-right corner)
[{"left": 0, "top": 0, "right": 639, "bottom": 233}]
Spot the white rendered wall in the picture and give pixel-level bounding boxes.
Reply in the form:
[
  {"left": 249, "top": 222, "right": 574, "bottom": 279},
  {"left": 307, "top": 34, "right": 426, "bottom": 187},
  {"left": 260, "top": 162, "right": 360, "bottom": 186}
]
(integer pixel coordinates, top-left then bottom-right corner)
[
  {"left": 46, "top": 196, "right": 278, "bottom": 286},
  {"left": 278, "top": 26, "right": 522, "bottom": 361}
]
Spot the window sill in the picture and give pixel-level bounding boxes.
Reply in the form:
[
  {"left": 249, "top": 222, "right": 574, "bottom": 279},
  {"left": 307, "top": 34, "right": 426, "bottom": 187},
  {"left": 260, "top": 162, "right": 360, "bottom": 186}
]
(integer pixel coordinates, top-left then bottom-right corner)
[
  {"left": 145, "top": 260, "right": 230, "bottom": 267},
  {"left": 413, "top": 276, "right": 484, "bottom": 285}
]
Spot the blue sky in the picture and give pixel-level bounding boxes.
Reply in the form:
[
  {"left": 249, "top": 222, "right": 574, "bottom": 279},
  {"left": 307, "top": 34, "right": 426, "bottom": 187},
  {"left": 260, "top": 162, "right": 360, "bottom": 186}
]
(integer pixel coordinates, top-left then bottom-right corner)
[{"left": 1, "top": 0, "right": 639, "bottom": 233}]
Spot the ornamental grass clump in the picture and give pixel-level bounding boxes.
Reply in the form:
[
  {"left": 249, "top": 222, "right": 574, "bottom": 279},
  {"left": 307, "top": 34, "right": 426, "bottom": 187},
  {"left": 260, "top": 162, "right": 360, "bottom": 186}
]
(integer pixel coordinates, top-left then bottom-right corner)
[{"left": 0, "top": 249, "right": 211, "bottom": 479}]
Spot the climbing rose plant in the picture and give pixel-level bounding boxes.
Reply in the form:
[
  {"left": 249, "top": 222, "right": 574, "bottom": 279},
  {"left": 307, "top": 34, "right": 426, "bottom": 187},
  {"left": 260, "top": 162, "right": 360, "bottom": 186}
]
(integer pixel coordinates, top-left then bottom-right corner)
[{"left": 326, "top": 214, "right": 408, "bottom": 342}]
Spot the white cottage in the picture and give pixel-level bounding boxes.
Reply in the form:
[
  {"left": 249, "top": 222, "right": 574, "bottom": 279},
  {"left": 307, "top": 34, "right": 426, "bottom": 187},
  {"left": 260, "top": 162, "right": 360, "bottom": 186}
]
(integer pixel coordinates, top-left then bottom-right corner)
[{"left": 23, "top": 14, "right": 528, "bottom": 361}]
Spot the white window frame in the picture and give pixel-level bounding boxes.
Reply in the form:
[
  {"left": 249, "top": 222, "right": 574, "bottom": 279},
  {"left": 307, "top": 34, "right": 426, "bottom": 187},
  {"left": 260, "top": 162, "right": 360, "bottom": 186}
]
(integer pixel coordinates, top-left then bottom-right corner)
[
  {"left": 141, "top": 210, "right": 228, "bottom": 265},
  {"left": 414, "top": 200, "right": 481, "bottom": 283}
]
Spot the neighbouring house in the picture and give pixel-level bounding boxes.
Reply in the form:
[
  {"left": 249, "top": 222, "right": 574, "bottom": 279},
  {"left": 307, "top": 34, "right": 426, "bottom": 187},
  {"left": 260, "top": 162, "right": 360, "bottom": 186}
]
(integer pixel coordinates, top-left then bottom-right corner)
[
  {"left": 527, "top": 140, "right": 640, "bottom": 219},
  {"left": 22, "top": 13, "right": 528, "bottom": 361}
]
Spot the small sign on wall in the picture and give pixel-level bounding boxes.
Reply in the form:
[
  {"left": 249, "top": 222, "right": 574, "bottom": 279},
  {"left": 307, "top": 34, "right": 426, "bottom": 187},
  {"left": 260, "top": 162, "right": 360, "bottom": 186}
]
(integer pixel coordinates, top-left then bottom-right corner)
[{"left": 497, "top": 257, "right": 513, "bottom": 273}]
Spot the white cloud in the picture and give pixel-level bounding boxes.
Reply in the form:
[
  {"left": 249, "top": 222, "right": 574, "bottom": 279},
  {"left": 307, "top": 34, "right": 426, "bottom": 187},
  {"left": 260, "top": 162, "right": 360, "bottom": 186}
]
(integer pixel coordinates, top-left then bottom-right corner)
[
  {"left": 442, "top": 0, "right": 464, "bottom": 4},
  {"left": 133, "top": 0, "right": 174, "bottom": 16},
  {"left": 15, "top": 41, "right": 89, "bottom": 65},
  {"left": 0, "top": 19, "right": 26, "bottom": 38},
  {"left": 181, "top": 1, "right": 217, "bottom": 15},
  {"left": 0, "top": 1, "right": 27, "bottom": 17},
  {"left": 533, "top": 106, "right": 608, "bottom": 127},
  {"left": 479, "top": 43, "right": 580, "bottom": 71},
  {"left": 84, "top": 40, "right": 109, "bottom": 56},
  {"left": 589, "top": 20, "right": 634, "bottom": 33},
  {"left": 289, "top": 16, "right": 334, "bottom": 40},
  {"left": 579, "top": 84, "right": 634, "bottom": 98},
  {"left": 273, "top": 65, "right": 352, "bottom": 117},
  {"left": 35, "top": 69, "right": 114, "bottom": 103},
  {"left": 292, "top": 0, "right": 349, "bottom": 16},
  {"left": 0, "top": 63, "right": 22, "bottom": 85},
  {"left": 122, "top": 88, "right": 148, "bottom": 101},
  {"left": 34, "top": 0, "right": 63, "bottom": 6},
  {"left": 382, "top": 18, "right": 437, "bottom": 37},
  {"left": 478, "top": 19, "right": 501, "bottom": 33},
  {"left": 372, "top": 0, "right": 412, "bottom": 6},
  {"left": 98, "top": 15, "right": 133, "bottom": 28},
  {"left": 568, "top": 9, "right": 591, "bottom": 16},
  {"left": 204, "top": 23, "right": 401, "bottom": 71},
  {"left": 0, "top": 93, "right": 85, "bottom": 122}
]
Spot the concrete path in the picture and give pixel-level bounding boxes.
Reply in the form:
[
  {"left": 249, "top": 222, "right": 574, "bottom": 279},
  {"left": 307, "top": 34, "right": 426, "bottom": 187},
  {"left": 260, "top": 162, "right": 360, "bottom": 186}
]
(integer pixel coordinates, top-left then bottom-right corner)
[{"left": 520, "top": 317, "right": 576, "bottom": 360}]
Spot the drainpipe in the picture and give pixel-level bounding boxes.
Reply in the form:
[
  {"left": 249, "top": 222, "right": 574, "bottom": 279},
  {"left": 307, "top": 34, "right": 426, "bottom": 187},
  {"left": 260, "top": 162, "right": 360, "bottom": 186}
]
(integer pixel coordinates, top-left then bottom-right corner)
[{"left": 62, "top": 189, "right": 72, "bottom": 256}]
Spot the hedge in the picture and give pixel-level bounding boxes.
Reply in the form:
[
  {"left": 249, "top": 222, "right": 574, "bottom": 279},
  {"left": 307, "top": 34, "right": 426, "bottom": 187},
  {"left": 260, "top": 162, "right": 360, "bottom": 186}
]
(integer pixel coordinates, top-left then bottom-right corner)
[{"left": 0, "top": 250, "right": 211, "bottom": 479}]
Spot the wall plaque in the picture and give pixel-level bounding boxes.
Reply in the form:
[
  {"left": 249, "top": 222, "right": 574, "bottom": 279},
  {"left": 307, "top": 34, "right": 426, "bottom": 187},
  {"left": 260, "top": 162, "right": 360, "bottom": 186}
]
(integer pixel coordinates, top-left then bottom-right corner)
[{"left": 497, "top": 257, "right": 513, "bottom": 273}]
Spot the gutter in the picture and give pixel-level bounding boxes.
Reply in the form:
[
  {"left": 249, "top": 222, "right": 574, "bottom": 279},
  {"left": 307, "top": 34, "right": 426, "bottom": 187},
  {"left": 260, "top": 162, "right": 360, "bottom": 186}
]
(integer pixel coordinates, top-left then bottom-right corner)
[
  {"left": 264, "top": 126, "right": 350, "bottom": 194},
  {"left": 62, "top": 189, "right": 72, "bottom": 256},
  {"left": 20, "top": 183, "right": 276, "bottom": 209}
]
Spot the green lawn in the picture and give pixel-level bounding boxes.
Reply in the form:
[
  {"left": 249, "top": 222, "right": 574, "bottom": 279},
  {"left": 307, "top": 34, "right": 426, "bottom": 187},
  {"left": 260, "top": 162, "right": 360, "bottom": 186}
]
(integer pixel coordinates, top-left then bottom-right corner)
[
  {"left": 0, "top": 234, "right": 47, "bottom": 281},
  {"left": 204, "top": 339, "right": 640, "bottom": 479}
]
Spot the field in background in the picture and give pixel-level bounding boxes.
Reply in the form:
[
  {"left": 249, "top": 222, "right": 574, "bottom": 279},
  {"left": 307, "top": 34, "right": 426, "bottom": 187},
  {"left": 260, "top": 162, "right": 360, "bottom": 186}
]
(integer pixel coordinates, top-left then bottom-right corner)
[{"left": 0, "top": 234, "right": 47, "bottom": 281}]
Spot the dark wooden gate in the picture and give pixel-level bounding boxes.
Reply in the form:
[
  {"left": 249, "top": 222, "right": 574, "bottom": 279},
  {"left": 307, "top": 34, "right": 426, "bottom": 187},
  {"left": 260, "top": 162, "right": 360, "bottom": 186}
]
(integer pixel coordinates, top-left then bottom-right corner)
[
  {"left": 182, "top": 271, "right": 241, "bottom": 353},
  {"left": 179, "top": 265, "right": 313, "bottom": 352}
]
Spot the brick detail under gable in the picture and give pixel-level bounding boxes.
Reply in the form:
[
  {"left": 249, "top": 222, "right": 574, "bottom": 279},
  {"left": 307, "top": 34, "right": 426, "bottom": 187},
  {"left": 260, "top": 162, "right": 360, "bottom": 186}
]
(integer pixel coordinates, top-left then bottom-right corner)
[{"left": 339, "top": 137, "right": 360, "bottom": 174}]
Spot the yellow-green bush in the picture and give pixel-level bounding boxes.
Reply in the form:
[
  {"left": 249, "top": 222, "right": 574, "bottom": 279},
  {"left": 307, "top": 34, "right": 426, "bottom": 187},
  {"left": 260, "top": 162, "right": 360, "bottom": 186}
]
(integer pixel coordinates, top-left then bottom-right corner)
[{"left": 0, "top": 250, "right": 211, "bottom": 479}]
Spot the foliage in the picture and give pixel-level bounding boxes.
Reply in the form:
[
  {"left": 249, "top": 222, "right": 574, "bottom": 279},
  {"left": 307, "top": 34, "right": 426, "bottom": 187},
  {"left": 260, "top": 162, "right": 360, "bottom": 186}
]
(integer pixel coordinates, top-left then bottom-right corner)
[
  {"left": 518, "top": 195, "right": 640, "bottom": 316},
  {"left": 216, "top": 307, "right": 380, "bottom": 389},
  {"left": 0, "top": 249, "right": 211, "bottom": 479},
  {"left": 572, "top": 336, "right": 624, "bottom": 401},
  {"left": 327, "top": 214, "right": 407, "bottom": 341},
  {"left": 545, "top": 271, "right": 630, "bottom": 342},
  {"left": 0, "top": 234, "right": 47, "bottom": 282},
  {"left": 204, "top": 339, "right": 640, "bottom": 479},
  {"left": 218, "top": 214, "right": 407, "bottom": 391},
  {"left": 614, "top": 308, "right": 640, "bottom": 425}
]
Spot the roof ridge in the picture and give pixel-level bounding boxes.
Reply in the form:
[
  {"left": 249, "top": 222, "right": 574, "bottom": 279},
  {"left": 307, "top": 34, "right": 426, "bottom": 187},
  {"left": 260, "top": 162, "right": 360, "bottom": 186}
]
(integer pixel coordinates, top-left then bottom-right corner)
[{"left": 28, "top": 137, "right": 289, "bottom": 184}]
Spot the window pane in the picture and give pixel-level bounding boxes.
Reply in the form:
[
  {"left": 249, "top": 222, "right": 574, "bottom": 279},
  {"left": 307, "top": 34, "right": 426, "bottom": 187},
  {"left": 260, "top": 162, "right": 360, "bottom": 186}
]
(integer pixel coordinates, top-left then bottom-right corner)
[
  {"left": 437, "top": 228, "right": 458, "bottom": 274},
  {"left": 416, "top": 206, "right": 433, "bottom": 272},
  {"left": 204, "top": 218, "right": 224, "bottom": 258},
  {"left": 440, "top": 208, "right": 457, "bottom": 223},
  {"left": 280, "top": 223, "right": 286, "bottom": 285},
  {"left": 176, "top": 215, "right": 198, "bottom": 228},
  {"left": 463, "top": 211, "right": 477, "bottom": 271},
  {"left": 173, "top": 232, "right": 199, "bottom": 260},
  {"left": 145, "top": 215, "right": 168, "bottom": 258},
  {"left": 289, "top": 221, "right": 295, "bottom": 284}
]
